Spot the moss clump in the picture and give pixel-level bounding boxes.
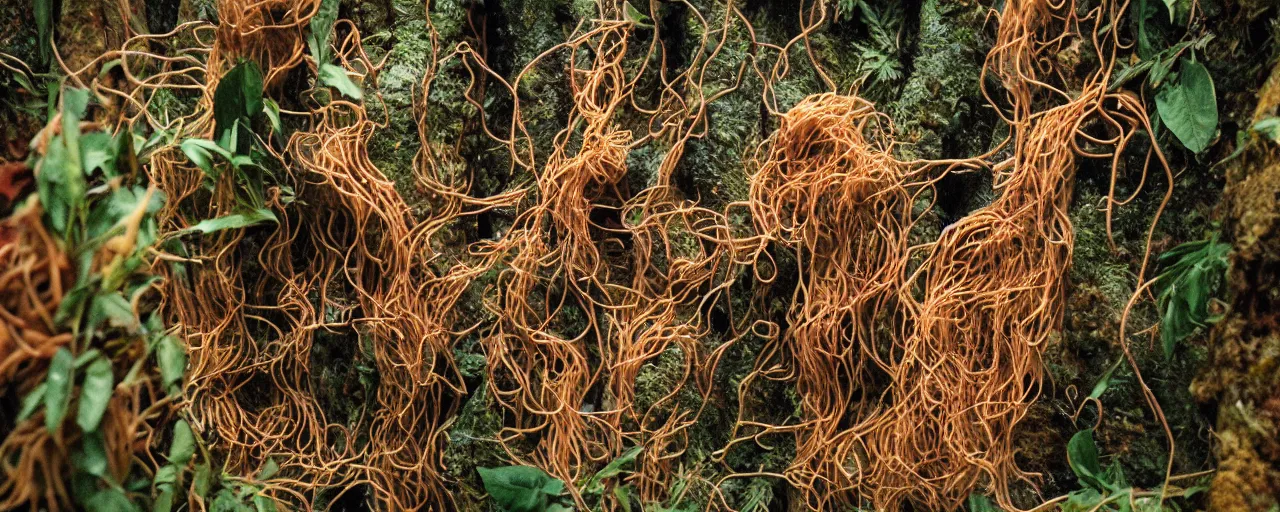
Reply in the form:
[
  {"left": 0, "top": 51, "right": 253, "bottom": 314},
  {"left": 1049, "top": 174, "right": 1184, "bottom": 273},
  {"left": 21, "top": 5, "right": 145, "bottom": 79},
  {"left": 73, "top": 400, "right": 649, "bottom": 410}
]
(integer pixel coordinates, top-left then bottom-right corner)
[
  {"left": 443, "top": 381, "right": 508, "bottom": 512},
  {"left": 888, "top": 0, "right": 987, "bottom": 161}
]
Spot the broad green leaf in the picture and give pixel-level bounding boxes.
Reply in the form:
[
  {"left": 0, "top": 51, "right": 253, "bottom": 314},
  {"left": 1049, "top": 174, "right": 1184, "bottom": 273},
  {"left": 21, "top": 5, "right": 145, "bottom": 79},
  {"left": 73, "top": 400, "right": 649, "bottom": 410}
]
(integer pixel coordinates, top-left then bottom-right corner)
[
  {"left": 88, "top": 186, "right": 165, "bottom": 241},
  {"left": 74, "top": 430, "right": 109, "bottom": 478},
  {"left": 156, "top": 335, "right": 186, "bottom": 393},
  {"left": 37, "top": 90, "right": 90, "bottom": 238},
  {"left": 478, "top": 466, "right": 563, "bottom": 512},
  {"left": 584, "top": 445, "right": 642, "bottom": 494},
  {"left": 258, "top": 456, "right": 280, "bottom": 480},
  {"left": 1062, "top": 487, "right": 1104, "bottom": 512},
  {"left": 84, "top": 487, "right": 142, "bottom": 512},
  {"left": 308, "top": 0, "right": 340, "bottom": 64},
  {"left": 1155, "top": 59, "right": 1218, "bottom": 153},
  {"left": 615, "top": 486, "right": 634, "bottom": 512},
  {"left": 45, "top": 348, "right": 75, "bottom": 433},
  {"left": 967, "top": 494, "right": 999, "bottom": 512},
  {"left": 1066, "top": 429, "right": 1108, "bottom": 491},
  {"left": 254, "top": 494, "right": 278, "bottom": 512},
  {"left": 214, "top": 61, "right": 265, "bottom": 139},
  {"left": 19, "top": 383, "right": 47, "bottom": 421},
  {"left": 76, "top": 356, "right": 114, "bottom": 432},
  {"left": 80, "top": 131, "right": 118, "bottom": 177},
  {"left": 154, "top": 484, "right": 175, "bottom": 512},
  {"left": 88, "top": 292, "right": 135, "bottom": 331},
  {"left": 168, "top": 420, "right": 195, "bottom": 465},
  {"left": 1156, "top": 237, "right": 1229, "bottom": 359},
  {"left": 193, "top": 462, "right": 214, "bottom": 497},
  {"left": 319, "top": 63, "right": 363, "bottom": 101},
  {"left": 186, "top": 208, "right": 278, "bottom": 234},
  {"left": 154, "top": 464, "right": 178, "bottom": 485}
]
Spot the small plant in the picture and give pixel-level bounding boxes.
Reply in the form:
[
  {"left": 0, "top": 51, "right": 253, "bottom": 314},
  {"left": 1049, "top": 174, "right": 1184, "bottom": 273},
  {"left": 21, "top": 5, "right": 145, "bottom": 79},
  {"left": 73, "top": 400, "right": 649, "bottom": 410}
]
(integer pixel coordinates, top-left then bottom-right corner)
[
  {"left": 1058, "top": 430, "right": 1206, "bottom": 511},
  {"left": 478, "top": 446, "right": 642, "bottom": 512},
  {"left": 1114, "top": 0, "right": 1218, "bottom": 153},
  {"left": 1154, "top": 235, "right": 1229, "bottom": 359},
  {"left": 849, "top": 2, "right": 905, "bottom": 86}
]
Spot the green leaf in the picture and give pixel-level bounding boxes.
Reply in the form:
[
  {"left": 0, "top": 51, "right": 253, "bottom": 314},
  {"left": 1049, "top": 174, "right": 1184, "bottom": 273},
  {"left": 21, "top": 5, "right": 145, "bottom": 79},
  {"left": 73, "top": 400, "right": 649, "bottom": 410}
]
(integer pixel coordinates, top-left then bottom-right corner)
[
  {"left": 45, "top": 347, "right": 75, "bottom": 433},
  {"left": 80, "top": 132, "right": 118, "bottom": 177},
  {"left": 186, "top": 208, "right": 278, "bottom": 234},
  {"left": 258, "top": 456, "right": 280, "bottom": 480},
  {"left": 967, "top": 494, "right": 999, "bottom": 512},
  {"left": 34, "top": 0, "right": 54, "bottom": 64},
  {"left": 308, "top": 0, "right": 340, "bottom": 64},
  {"left": 1155, "top": 59, "right": 1218, "bottom": 153},
  {"left": 1161, "top": 0, "right": 1177, "bottom": 22},
  {"left": 1062, "top": 487, "right": 1104, "bottom": 512},
  {"left": 263, "top": 98, "right": 283, "bottom": 139},
  {"left": 615, "top": 486, "right": 634, "bottom": 512},
  {"left": 36, "top": 90, "right": 91, "bottom": 238},
  {"left": 318, "top": 63, "right": 363, "bottom": 101},
  {"left": 169, "top": 420, "right": 196, "bottom": 465},
  {"left": 584, "top": 446, "right": 642, "bottom": 494},
  {"left": 253, "top": 494, "right": 278, "bottom": 512},
  {"left": 478, "top": 466, "right": 564, "bottom": 512},
  {"left": 19, "top": 383, "right": 47, "bottom": 421},
  {"left": 156, "top": 335, "right": 186, "bottom": 394},
  {"left": 84, "top": 486, "right": 142, "bottom": 512},
  {"left": 1252, "top": 117, "right": 1280, "bottom": 142},
  {"left": 76, "top": 356, "right": 114, "bottom": 432},
  {"left": 214, "top": 61, "right": 265, "bottom": 139},
  {"left": 88, "top": 292, "right": 135, "bottom": 332},
  {"left": 623, "top": 1, "right": 653, "bottom": 29},
  {"left": 1066, "top": 429, "right": 1108, "bottom": 491},
  {"left": 1156, "top": 237, "right": 1229, "bottom": 359},
  {"left": 154, "top": 464, "right": 178, "bottom": 485},
  {"left": 154, "top": 484, "right": 175, "bottom": 512},
  {"left": 74, "top": 429, "right": 109, "bottom": 478},
  {"left": 180, "top": 138, "right": 232, "bottom": 177},
  {"left": 1087, "top": 358, "right": 1124, "bottom": 401},
  {"left": 193, "top": 462, "right": 213, "bottom": 498}
]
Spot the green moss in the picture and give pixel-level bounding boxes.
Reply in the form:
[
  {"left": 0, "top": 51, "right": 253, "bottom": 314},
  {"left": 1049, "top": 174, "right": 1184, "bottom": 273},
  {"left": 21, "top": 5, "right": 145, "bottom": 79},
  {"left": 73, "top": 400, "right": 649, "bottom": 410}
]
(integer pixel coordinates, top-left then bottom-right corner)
[
  {"left": 443, "top": 381, "right": 508, "bottom": 512},
  {"left": 888, "top": 0, "right": 986, "bottom": 160}
]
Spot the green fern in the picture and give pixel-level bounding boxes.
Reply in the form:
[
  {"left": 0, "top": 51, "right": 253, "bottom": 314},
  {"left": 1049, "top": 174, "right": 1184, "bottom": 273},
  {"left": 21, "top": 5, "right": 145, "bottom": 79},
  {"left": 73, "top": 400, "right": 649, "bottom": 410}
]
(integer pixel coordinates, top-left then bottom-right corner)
[{"left": 849, "top": 2, "right": 905, "bottom": 85}]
